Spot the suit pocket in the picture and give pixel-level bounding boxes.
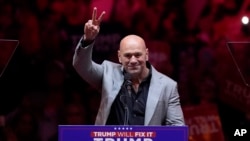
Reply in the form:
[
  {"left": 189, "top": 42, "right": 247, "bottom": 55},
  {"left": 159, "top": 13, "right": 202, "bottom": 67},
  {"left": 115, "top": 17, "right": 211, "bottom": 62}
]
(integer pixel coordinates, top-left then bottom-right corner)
[{"left": 153, "top": 101, "right": 167, "bottom": 124}]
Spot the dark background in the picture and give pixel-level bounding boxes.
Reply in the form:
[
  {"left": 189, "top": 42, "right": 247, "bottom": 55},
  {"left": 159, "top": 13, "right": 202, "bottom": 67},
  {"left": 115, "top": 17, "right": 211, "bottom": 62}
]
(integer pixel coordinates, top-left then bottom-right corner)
[{"left": 0, "top": 0, "right": 250, "bottom": 140}]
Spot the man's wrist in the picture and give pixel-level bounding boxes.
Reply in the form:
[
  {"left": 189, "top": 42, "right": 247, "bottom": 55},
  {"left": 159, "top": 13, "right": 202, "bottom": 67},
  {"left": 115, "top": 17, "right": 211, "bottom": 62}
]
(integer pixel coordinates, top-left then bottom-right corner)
[{"left": 81, "top": 35, "right": 94, "bottom": 48}]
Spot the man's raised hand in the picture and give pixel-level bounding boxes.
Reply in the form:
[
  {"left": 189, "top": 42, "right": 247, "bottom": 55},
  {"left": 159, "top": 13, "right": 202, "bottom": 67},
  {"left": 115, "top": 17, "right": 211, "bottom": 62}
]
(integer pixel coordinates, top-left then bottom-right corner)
[{"left": 84, "top": 7, "right": 105, "bottom": 41}]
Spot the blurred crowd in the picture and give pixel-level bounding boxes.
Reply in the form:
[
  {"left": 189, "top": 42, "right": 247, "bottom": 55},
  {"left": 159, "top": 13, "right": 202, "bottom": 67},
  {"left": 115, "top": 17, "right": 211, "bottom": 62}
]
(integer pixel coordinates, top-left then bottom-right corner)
[{"left": 0, "top": 0, "right": 250, "bottom": 141}]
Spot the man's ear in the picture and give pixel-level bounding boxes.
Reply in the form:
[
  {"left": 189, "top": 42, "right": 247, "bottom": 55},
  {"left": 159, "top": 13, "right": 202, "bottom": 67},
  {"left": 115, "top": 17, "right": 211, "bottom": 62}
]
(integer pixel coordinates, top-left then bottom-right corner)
[
  {"left": 118, "top": 50, "right": 121, "bottom": 63},
  {"left": 146, "top": 48, "right": 149, "bottom": 61}
]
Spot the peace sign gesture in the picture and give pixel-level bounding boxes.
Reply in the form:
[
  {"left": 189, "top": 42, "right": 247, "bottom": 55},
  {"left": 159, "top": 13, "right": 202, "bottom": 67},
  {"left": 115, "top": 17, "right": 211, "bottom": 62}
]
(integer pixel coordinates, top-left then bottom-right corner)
[{"left": 84, "top": 7, "right": 105, "bottom": 41}]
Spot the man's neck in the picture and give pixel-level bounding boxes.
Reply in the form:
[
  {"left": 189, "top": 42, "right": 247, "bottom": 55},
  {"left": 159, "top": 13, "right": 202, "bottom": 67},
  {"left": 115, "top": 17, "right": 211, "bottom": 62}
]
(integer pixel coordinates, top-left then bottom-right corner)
[
  {"left": 130, "top": 68, "right": 149, "bottom": 93},
  {"left": 131, "top": 68, "right": 149, "bottom": 84}
]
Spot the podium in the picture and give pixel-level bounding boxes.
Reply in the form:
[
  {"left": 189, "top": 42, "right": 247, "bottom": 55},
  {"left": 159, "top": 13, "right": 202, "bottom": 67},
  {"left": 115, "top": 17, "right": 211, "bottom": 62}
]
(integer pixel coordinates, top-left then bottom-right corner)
[{"left": 59, "top": 125, "right": 188, "bottom": 141}]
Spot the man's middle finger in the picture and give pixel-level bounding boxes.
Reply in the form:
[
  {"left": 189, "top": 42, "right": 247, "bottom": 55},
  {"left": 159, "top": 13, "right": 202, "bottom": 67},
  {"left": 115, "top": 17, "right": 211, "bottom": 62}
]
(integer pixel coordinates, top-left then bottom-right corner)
[
  {"left": 92, "top": 7, "right": 97, "bottom": 25},
  {"left": 97, "top": 11, "right": 106, "bottom": 24}
]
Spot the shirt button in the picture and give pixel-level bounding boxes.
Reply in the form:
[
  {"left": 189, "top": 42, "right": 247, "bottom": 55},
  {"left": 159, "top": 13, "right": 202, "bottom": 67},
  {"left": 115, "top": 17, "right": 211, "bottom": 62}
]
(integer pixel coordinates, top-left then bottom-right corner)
[
  {"left": 135, "top": 100, "right": 138, "bottom": 102},
  {"left": 133, "top": 114, "right": 137, "bottom": 117}
]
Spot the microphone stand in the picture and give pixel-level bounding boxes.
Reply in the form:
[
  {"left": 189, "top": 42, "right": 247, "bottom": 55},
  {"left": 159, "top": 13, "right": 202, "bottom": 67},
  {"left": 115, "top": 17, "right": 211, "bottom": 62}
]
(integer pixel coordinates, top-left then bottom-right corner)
[
  {"left": 121, "top": 74, "right": 133, "bottom": 125},
  {"left": 120, "top": 93, "right": 129, "bottom": 125}
]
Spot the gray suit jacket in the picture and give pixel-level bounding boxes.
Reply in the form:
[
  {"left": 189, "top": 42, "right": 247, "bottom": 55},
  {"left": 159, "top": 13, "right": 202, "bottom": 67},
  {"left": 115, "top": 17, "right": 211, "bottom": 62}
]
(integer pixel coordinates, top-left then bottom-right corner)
[{"left": 73, "top": 39, "right": 185, "bottom": 126}]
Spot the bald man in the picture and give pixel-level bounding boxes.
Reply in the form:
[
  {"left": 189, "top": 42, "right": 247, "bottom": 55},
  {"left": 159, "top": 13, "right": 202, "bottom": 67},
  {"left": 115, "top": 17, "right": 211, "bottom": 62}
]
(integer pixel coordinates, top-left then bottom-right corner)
[{"left": 73, "top": 7, "right": 185, "bottom": 126}]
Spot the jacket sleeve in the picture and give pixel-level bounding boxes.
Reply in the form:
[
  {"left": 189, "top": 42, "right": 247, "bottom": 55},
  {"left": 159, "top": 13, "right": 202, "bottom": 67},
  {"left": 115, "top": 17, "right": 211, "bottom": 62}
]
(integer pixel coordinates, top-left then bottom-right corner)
[
  {"left": 72, "top": 37, "right": 103, "bottom": 90},
  {"left": 166, "top": 83, "right": 185, "bottom": 126}
]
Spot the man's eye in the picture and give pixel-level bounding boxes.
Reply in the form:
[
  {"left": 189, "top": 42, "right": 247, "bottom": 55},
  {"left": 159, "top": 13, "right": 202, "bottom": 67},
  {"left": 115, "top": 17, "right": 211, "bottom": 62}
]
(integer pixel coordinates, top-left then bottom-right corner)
[
  {"left": 124, "top": 54, "right": 132, "bottom": 58},
  {"left": 124, "top": 53, "right": 141, "bottom": 58},
  {"left": 134, "top": 53, "right": 141, "bottom": 57}
]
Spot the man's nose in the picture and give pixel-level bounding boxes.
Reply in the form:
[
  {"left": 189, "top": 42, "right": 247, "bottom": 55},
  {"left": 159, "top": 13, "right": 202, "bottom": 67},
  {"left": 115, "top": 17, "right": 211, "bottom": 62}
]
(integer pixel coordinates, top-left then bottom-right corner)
[{"left": 130, "top": 55, "right": 137, "bottom": 63}]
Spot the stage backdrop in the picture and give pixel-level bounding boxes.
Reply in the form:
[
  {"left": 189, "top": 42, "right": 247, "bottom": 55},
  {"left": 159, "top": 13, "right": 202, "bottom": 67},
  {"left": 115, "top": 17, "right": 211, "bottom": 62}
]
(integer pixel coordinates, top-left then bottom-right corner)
[{"left": 183, "top": 103, "right": 225, "bottom": 141}]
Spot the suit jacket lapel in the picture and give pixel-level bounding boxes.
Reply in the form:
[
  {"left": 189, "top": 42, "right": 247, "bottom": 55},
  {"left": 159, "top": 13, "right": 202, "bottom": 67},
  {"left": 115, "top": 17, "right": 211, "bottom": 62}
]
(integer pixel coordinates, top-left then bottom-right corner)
[
  {"left": 112, "top": 70, "right": 124, "bottom": 99},
  {"left": 100, "top": 65, "right": 124, "bottom": 124},
  {"left": 145, "top": 67, "right": 162, "bottom": 125}
]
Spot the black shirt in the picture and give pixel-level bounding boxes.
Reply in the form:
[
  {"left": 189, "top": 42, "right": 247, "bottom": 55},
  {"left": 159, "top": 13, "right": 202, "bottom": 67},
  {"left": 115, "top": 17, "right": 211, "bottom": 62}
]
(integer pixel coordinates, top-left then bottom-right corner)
[{"left": 106, "top": 62, "right": 152, "bottom": 125}]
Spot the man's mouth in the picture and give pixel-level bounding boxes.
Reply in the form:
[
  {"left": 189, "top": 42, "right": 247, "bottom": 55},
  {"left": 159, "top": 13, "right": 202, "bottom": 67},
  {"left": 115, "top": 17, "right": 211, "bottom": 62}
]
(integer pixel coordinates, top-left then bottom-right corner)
[{"left": 128, "top": 66, "right": 139, "bottom": 71}]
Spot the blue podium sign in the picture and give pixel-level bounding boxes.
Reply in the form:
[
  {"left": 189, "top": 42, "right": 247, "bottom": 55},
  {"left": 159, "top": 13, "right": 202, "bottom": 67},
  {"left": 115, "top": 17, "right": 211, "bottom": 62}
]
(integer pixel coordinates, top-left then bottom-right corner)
[{"left": 59, "top": 125, "right": 188, "bottom": 141}]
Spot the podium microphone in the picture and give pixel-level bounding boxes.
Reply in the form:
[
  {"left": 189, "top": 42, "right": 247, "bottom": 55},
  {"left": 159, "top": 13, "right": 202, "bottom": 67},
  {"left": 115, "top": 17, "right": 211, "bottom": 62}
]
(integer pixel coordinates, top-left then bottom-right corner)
[
  {"left": 120, "top": 73, "right": 133, "bottom": 125},
  {"left": 124, "top": 73, "right": 132, "bottom": 97}
]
